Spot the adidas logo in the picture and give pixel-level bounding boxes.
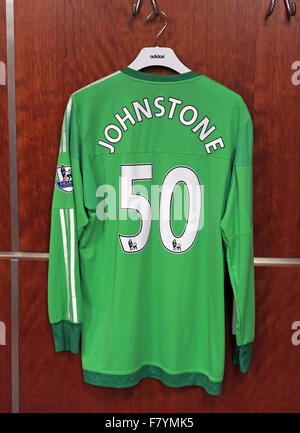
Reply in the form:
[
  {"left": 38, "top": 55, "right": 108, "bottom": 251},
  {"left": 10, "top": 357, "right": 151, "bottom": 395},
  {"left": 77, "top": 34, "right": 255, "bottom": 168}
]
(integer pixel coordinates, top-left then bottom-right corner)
[{"left": 150, "top": 54, "right": 165, "bottom": 59}]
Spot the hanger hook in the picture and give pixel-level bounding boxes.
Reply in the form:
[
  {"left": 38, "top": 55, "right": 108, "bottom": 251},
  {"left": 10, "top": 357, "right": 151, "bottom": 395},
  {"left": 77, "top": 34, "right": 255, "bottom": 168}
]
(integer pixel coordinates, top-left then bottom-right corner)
[
  {"left": 266, "top": 0, "right": 277, "bottom": 16},
  {"left": 284, "top": 0, "right": 296, "bottom": 15},
  {"left": 132, "top": 0, "right": 160, "bottom": 16},
  {"left": 150, "top": 0, "right": 160, "bottom": 15},
  {"left": 145, "top": 10, "right": 168, "bottom": 45},
  {"left": 132, "top": 0, "right": 141, "bottom": 16},
  {"left": 266, "top": 0, "right": 296, "bottom": 17}
]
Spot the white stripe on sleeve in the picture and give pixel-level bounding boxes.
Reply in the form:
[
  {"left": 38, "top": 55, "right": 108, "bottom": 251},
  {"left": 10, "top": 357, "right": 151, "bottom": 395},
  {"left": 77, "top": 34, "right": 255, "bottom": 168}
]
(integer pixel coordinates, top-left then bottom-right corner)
[
  {"left": 59, "top": 209, "right": 71, "bottom": 320},
  {"left": 69, "top": 208, "right": 78, "bottom": 323}
]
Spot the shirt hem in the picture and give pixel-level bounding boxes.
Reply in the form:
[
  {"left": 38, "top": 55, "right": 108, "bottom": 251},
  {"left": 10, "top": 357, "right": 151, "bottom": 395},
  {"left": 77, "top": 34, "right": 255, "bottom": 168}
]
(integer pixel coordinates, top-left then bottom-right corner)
[{"left": 82, "top": 365, "right": 222, "bottom": 396}]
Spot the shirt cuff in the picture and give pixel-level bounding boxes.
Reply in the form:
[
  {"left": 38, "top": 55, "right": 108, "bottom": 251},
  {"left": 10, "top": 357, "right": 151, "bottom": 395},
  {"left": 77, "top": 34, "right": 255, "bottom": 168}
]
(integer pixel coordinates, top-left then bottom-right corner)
[
  {"left": 51, "top": 320, "right": 81, "bottom": 354},
  {"left": 232, "top": 336, "right": 253, "bottom": 373}
]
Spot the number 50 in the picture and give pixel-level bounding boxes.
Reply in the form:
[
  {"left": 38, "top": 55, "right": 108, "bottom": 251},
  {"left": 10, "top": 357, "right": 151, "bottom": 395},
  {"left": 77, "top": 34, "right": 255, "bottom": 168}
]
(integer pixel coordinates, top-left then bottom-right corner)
[{"left": 119, "top": 164, "right": 203, "bottom": 254}]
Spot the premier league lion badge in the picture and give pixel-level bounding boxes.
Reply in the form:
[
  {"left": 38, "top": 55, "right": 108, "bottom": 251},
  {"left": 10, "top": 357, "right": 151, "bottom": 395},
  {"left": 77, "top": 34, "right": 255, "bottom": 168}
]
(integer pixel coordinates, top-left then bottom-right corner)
[{"left": 55, "top": 164, "right": 73, "bottom": 193}]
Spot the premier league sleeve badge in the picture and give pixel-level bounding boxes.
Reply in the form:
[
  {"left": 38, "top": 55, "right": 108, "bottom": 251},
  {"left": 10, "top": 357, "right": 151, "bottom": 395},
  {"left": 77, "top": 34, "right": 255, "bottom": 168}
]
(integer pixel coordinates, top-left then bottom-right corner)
[{"left": 55, "top": 164, "right": 74, "bottom": 193}]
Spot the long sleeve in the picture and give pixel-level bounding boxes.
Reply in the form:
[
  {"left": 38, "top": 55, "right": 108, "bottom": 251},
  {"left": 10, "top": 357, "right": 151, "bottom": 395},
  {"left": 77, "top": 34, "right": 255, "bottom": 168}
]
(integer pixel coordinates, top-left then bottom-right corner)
[
  {"left": 220, "top": 108, "right": 255, "bottom": 373},
  {"left": 48, "top": 95, "right": 88, "bottom": 354}
]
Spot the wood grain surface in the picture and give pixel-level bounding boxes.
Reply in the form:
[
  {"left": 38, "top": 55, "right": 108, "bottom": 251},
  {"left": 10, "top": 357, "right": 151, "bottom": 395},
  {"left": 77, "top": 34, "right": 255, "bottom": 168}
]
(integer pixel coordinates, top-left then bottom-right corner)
[
  {"left": 18, "top": 260, "right": 300, "bottom": 412},
  {"left": 0, "top": 260, "right": 11, "bottom": 413},
  {"left": 1, "top": 0, "right": 300, "bottom": 413},
  {"left": 14, "top": 0, "right": 300, "bottom": 256},
  {"left": 0, "top": 0, "right": 11, "bottom": 251}
]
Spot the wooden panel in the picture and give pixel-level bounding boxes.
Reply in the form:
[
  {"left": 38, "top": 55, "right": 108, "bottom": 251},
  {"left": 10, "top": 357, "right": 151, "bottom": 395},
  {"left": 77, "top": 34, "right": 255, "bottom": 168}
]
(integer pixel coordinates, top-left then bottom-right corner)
[
  {"left": 253, "top": 3, "right": 300, "bottom": 257},
  {"left": 0, "top": 0, "right": 11, "bottom": 251},
  {"left": 19, "top": 260, "right": 300, "bottom": 412},
  {"left": 204, "top": 0, "right": 300, "bottom": 257},
  {"left": 15, "top": 0, "right": 129, "bottom": 252},
  {"left": 15, "top": 0, "right": 66, "bottom": 253},
  {"left": 206, "top": 0, "right": 257, "bottom": 107},
  {"left": 0, "top": 261, "right": 11, "bottom": 413},
  {"left": 15, "top": 0, "right": 300, "bottom": 257},
  {"left": 14, "top": 0, "right": 300, "bottom": 413}
]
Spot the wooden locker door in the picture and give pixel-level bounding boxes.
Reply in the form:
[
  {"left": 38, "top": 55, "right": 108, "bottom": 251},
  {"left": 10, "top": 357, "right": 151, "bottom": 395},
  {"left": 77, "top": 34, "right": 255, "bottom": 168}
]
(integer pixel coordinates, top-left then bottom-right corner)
[
  {"left": 0, "top": 0, "right": 11, "bottom": 414},
  {"left": 0, "top": 262, "right": 11, "bottom": 413},
  {"left": 0, "top": 0, "right": 11, "bottom": 251},
  {"left": 13, "top": 0, "right": 300, "bottom": 412}
]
